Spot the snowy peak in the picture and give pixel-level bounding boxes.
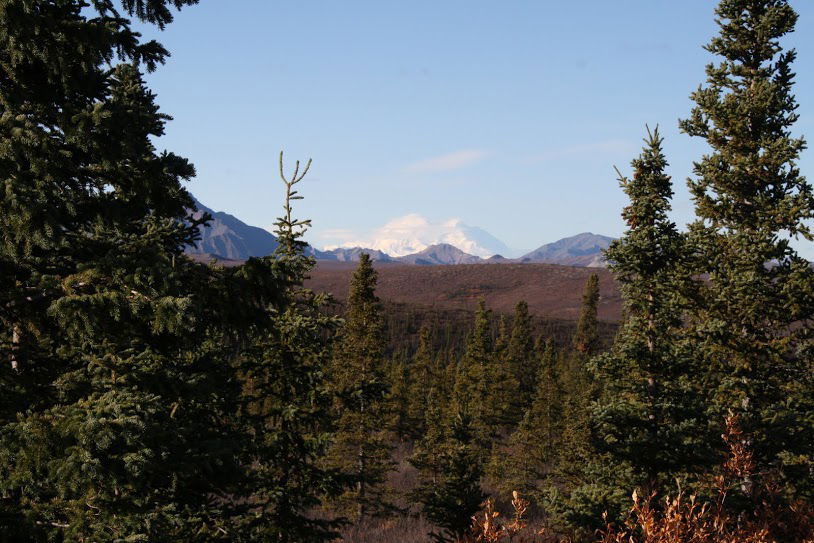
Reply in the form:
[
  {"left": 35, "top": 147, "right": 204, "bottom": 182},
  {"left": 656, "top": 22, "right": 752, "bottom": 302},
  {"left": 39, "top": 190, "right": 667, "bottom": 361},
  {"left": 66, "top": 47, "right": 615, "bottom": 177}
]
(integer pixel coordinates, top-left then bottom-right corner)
[
  {"left": 328, "top": 214, "right": 512, "bottom": 258},
  {"left": 185, "top": 198, "right": 615, "bottom": 268}
]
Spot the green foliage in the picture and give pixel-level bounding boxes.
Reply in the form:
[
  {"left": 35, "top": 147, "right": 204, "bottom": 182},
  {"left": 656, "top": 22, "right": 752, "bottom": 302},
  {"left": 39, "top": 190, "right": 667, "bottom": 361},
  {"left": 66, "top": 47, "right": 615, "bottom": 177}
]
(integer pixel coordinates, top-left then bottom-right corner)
[
  {"left": 412, "top": 412, "right": 485, "bottom": 543},
  {"left": 506, "top": 301, "right": 537, "bottom": 413},
  {"left": 488, "top": 339, "right": 564, "bottom": 499},
  {"left": 0, "top": 2, "right": 256, "bottom": 538},
  {"left": 573, "top": 274, "right": 600, "bottom": 355},
  {"left": 591, "top": 128, "right": 712, "bottom": 499},
  {"left": 679, "top": 0, "right": 814, "bottom": 498},
  {"left": 452, "top": 300, "right": 492, "bottom": 427},
  {"left": 406, "top": 323, "right": 439, "bottom": 439},
  {"left": 327, "top": 254, "right": 396, "bottom": 518},
  {"left": 229, "top": 156, "right": 348, "bottom": 542}
]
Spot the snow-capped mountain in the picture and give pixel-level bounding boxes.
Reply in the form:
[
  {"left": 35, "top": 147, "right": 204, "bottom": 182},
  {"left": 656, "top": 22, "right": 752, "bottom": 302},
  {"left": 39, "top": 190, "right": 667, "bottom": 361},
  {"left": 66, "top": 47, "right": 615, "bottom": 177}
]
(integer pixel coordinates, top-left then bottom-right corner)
[
  {"left": 324, "top": 214, "right": 513, "bottom": 258},
  {"left": 184, "top": 197, "right": 614, "bottom": 268}
]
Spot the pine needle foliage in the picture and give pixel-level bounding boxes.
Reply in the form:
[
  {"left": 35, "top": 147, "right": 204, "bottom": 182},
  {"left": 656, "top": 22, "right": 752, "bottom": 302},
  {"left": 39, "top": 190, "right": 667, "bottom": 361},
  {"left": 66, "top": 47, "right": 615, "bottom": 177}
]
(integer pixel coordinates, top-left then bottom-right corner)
[
  {"left": 591, "top": 127, "right": 712, "bottom": 500},
  {"left": 415, "top": 412, "right": 486, "bottom": 543},
  {"left": 327, "top": 253, "right": 396, "bottom": 519},
  {"left": 0, "top": 2, "right": 256, "bottom": 540},
  {"left": 679, "top": 0, "right": 814, "bottom": 498},
  {"left": 230, "top": 154, "right": 348, "bottom": 542}
]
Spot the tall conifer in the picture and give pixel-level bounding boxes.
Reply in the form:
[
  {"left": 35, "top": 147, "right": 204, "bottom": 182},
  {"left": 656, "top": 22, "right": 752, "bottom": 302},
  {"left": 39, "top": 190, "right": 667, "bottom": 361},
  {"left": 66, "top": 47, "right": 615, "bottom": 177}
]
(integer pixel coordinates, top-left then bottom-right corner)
[
  {"left": 414, "top": 412, "right": 485, "bottom": 543},
  {"left": 590, "top": 128, "right": 710, "bottom": 519},
  {"left": 0, "top": 3, "right": 266, "bottom": 539},
  {"left": 327, "top": 254, "right": 395, "bottom": 518},
  {"left": 489, "top": 339, "right": 563, "bottom": 499},
  {"left": 232, "top": 155, "right": 347, "bottom": 541},
  {"left": 679, "top": 0, "right": 814, "bottom": 496},
  {"left": 572, "top": 275, "right": 600, "bottom": 355},
  {"left": 407, "top": 323, "right": 437, "bottom": 438},
  {"left": 506, "top": 301, "right": 537, "bottom": 413}
]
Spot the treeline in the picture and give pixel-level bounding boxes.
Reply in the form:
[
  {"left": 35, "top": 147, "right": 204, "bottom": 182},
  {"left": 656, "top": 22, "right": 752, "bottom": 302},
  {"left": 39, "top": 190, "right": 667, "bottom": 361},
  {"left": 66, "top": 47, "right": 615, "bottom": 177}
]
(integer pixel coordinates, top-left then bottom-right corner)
[
  {"left": 2, "top": 1, "right": 814, "bottom": 543},
  {"left": 367, "top": 302, "right": 616, "bottom": 363},
  {"left": 323, "top": 255, "right": 612, "bottom": 541}
]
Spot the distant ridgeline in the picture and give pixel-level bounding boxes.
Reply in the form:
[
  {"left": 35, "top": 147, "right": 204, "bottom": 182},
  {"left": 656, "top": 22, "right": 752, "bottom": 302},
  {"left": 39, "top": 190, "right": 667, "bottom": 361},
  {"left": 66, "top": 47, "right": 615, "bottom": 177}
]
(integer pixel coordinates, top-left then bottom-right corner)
[{"left": 185, "top": 196, "right": 614, "bottom": 267}]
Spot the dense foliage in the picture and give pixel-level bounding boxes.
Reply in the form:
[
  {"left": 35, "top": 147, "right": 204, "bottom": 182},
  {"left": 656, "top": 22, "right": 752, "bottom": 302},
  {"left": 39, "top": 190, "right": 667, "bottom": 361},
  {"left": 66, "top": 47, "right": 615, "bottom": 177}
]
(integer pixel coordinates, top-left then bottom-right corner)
[{"left": 2, "top": 0, "right": 812, "bottom": 542}]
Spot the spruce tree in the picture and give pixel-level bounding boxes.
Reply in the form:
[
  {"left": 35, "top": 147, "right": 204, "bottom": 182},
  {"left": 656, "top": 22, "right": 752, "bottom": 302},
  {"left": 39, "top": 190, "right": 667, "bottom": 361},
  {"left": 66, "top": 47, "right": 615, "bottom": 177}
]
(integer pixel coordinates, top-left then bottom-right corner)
[
  {"left": 452, "top": 300, "right": 492, "bottom": 427},
  {"left": 409, "top": 387, "right": 448, "bottom": 498},
  {"left": 231, "top": 155, "right": 347, "bottom": 542},
  {"left": 588, "top": 128, "right": 711, "bottom": 523},
  {"left": 0, "top": 2, "right": 271, "bottom": 539},
  {"left": 679, "top": 0, "right": 814, "bottom": 497},
  {"left": 406, "top": 323, "right": 437, "bottom": 438},
  {"left": 488, "top": 339, "right": 563, "bottom": 500},
  {"left": 506, "top": 301, "right": 537, "bottom": 413},
  {"left": 552, "top": 275, "right": 609, "bottom": 531},
  {"left": 572, "top": 274, "right": 600, "bottom": 355},
  {"left": 327, "top": 254, "right": 395, "bottom": 518},
  {"left": 414, "top": 412, "right": 485, "bottom": 543},
  {"left": 561, "top": 274, "right": 601, "bottom": 449},
  {"left": 453, "top": 300, "right": 516, "bottom": 442}
]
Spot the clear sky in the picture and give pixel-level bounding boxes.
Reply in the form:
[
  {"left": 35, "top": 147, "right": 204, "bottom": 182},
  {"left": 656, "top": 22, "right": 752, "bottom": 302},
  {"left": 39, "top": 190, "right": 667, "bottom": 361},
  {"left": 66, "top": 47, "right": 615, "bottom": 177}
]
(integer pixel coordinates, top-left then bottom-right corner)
[{"left": 138, "top": 1, "right": 814, "bottom": 257}]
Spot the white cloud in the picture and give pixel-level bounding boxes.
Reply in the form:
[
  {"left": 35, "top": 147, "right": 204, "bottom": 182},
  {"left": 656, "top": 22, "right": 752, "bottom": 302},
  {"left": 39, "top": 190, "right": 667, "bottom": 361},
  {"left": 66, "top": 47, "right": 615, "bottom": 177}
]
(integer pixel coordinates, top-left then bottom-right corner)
[
  {"left": 405, "top": 149, "right": 490, "bottom": 173},
  {"left": 533, "top": 140, "right": 636, "bottom": 162},
  {"left": 321, "top": 213, "right": 512, "bottom": 258}
]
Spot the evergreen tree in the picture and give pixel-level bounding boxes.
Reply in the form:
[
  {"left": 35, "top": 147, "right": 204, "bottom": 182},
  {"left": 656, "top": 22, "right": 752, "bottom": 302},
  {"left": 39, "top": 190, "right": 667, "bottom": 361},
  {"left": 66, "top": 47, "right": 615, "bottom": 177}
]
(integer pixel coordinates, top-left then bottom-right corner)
[
  {"left": 453, "top": 300, "right": 516, "bottom": 442},
  {"left": 561, "top": 274, "right": 602, "bottom": 446},
  {"left": 409, "top": 387, "right": 448, "bottom": 496},
  {"left": 406, "top": 323, "right": 437, "bottom": 438},
  {"left": 506, "top": 301, "right": 537, "bottom": 413},
  {"left": 327, "top": 254, "right": 395, "bottom": 518},
  {"left": 585, "top": 128, "right": 710, "bottom": 526},
  {"left": 488, "top": 339, "right": 563, "bottom": 499},
  {"left": 452, "top": 300, "right": 492, "bottom": 426},
  {"left": 679, "top": 0, "right": 814, "bottom": 497},
  {"left": 414, "top": 412, "right": 485, "bottom": 543},
  {"left": 389, "top": 358, "right": 412, "bottom": 439},
  {"left": 494, "top": 315, "right": 510, "bottom": 360},
  {"left": 0, "top": 3, "right": 271, "bottom": 539},
  {"left": 572, "top": 274, "right": 600, "bottom": 355},
  {"left": 231, "top": 155, "right": 348, "bottom": 542},
  {"left": 553, "top": 275, "right": 607, "bottom": 531}
]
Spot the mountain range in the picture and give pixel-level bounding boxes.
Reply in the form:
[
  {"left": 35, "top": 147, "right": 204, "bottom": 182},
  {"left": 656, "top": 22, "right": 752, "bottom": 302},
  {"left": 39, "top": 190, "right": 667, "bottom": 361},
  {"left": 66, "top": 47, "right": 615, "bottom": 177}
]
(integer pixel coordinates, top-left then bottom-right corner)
[{"left": 185, "top": 197, "right": 614, "bottom": 267}]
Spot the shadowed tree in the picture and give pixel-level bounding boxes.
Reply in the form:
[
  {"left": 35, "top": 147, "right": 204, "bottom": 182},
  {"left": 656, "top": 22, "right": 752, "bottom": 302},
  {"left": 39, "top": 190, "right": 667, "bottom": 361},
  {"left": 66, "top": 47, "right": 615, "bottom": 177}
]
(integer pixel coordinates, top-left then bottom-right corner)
[{"left": 327, "top": 254, "right": 395, "bottom": 518}]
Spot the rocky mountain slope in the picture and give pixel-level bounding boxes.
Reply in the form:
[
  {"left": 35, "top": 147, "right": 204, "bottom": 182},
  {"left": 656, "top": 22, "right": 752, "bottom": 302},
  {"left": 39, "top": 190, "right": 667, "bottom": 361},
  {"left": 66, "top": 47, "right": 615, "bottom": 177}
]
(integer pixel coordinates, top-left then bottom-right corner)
[
  {"left": 520, "top": 232, "right": 614, "bottom": 267},
  {"left": 186, "top": 198, "right": 279, "bottom": 260}
]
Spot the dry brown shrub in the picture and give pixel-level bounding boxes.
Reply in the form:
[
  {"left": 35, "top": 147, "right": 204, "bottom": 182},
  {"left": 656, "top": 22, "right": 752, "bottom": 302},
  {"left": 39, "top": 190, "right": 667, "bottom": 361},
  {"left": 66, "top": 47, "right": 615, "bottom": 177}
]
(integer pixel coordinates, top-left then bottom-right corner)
[
  {"left": 466, "top": 491, "right": 564, "bottom": 543},
  {"left": 599, "top": 416, "right": 814, "bottom": 543}
]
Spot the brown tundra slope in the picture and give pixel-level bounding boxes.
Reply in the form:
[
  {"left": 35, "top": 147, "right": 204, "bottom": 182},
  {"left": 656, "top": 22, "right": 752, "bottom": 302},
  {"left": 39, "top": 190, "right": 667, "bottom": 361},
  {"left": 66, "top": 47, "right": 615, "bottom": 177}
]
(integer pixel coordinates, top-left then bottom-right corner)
[{"left": 306, "top": 262, "right": 622, "bottom": 322}]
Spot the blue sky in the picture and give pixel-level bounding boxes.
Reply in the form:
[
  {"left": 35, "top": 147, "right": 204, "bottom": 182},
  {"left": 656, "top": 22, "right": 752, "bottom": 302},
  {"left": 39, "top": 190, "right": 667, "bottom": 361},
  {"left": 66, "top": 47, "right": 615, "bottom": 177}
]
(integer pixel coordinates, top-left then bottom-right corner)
[{"left": 139, "top": 1, "right": 814, "bottom": 257}]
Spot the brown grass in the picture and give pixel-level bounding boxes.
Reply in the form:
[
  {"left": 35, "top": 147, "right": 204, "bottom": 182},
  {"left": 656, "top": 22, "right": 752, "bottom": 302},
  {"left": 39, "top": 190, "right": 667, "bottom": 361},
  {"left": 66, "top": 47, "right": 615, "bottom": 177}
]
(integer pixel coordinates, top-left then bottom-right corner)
[
  {"left": 307, "top": 263, "right": 622, "bottom": 322},
  {"left": 336, "top": 515, "right": 434, "bottom": 543}
]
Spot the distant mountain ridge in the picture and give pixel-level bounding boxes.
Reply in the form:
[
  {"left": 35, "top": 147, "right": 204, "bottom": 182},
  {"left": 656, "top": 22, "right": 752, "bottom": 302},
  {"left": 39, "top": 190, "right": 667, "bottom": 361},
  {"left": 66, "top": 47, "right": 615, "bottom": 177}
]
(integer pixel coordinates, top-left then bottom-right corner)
[
  {"left": 184, "top": 196, "right": 615, "bottom": 267},
  {"left": 520, "top": 232, "right": 614, "bottom": 267},
  {"left": 398, "top": 243, "right": 483, "bottom": 265},
  {"left": 320, "top": 247, "right": 395, "bottom": 262},
  {"left": 187, "top": 198, "right": 279, "bottom": 260}
]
